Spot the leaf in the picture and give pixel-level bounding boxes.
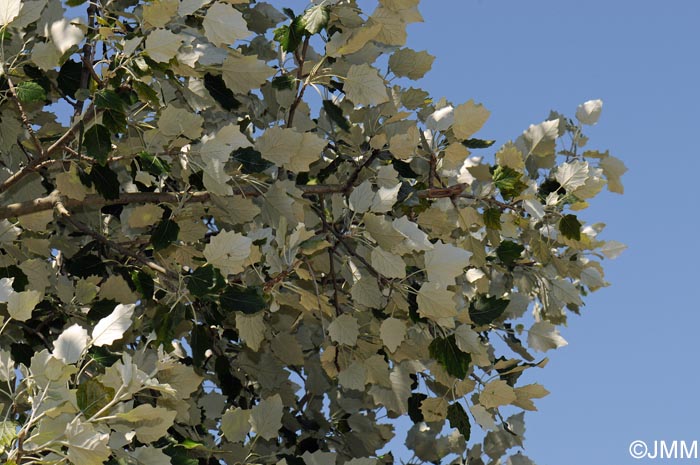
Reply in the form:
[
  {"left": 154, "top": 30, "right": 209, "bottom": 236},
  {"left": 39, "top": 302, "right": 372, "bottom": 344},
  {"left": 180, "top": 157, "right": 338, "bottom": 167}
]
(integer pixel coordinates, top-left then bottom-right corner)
[
  {"left": 91, "top": 303, "right": 135, "bottom": 347},
  {"left": 328, "top": 314, "right": 359, "bottom": 346},
  {"left": 117, "top": 404, "right": 177, "bottom": 443},
  {"left": 429, "top": 334, "right": 471, "bottom": 379},
  {"left": 344, "top": 64, "right": 390, "bottom": 106},
  {"left": 221, "top": 408, "right": 251, "bottom": 442},
  {"left": 420, "top": 397, "right": 447, "bottom": 422},
  {"left": 7, "top": 290, "right": 41, "bottom": 321},
  {"left": 145, "top": 28, "right": 183, "bottom": 63},
  {"left": 417, "top": 281, "right": 457, "bottom": 323},
  {"left": 388, "top": 48, "right": 435, "bottom": 80},
  {"left": 53, "top": 323, "right": 88, "bottom": 364},
  {"left": 84, "top": 124, "right": 112, "bottom": 164},
  {"left": 65, "top": 422, "right": 111, "bottom": 465},
  {"left": 322, "top": 100, "right": 351, "bottom": 132},
  {"left": 0, "top": 420, "right": 18, "bottom": 454},
  {"left": 575, "top": 99, "right": 603, "bottom": 125},
  {"left": 255, "top": 126, "right": 326, "bottom": 172},
  {"left": 555, "top": 160, "right": 589, "bottom": 190},
  {"left": 249, "top": 394, "right": 283, "bottom": 440},
  {"left": 447, "top": 402, "right": 471, "bottom": 441},
  {"left": 15, "top": 81, "right": 46, "bottom": 103},
  {"left": 380, "top": 317, "right": 406, "bottom": 353},
  {"left": 204, "top": 73, "right": 240, "bottom": 111},
  {"left": 0, "top": 277, "right": 13, "bottom": 303},
  {"left": 424, "top": 241, "right": 472, "bottom": 286},
  {"left": 469, "top": 295, "right": 509, "bottom": 326},
  {"left": 371, "top": 247, "right": 406, "bottom": 279},
  {"left": 232, "top": 147, "right": 272, "bottom": 174},
  {"left": 301, "top": 4, "right": 329, "bottom": 34},
  {"left": 513, "top": 383, "right": 550, "bottom": 411},
  {"left": 138, "top": 151, "right": 171, "bottom": 176},
  {"left": 89, "top": 163, "right": 120, "bottom": 200},
  {"left": 150, "top": 219, "right": 179, "bottom": 251},
  {"left": 527, "top": 321, "right": 568, "bottom": 352},
  {"left": 203, "top": 2, "right": 250, "bottom": 47},
  {"left": 274, "top": 15, "right": 306, "bottom": 53},
  {"left": 492, "top": 165, "right": 527, "bottom": 200},
  {"left": 222, "top": 51, "right": 275, "bottom": 94},
  {"left": 483, "top": 208, "right": 501, "bottom": 230},
  {"left": 495, "top": 240, "right": 524, "bottom": 266},
  {"left": 187, "top": 264, "right": 225, "bottom": 297},
  {"left": 559, "top": 214, "right": 582, "bottom": 241},
  {"left": 479, "top": 379, "right": 517, "bottom": 409},
  {"left": 0, "top": 0, "right": 21, "bottom": 26},
  {"left": 452, "top": 100, "right": 490, "bottom": 140},
  {"left": 76, "top": 377, "right": 115, "bottom": 417},
  {"left": 131, "top": 270, "right": 154, "bottom": 300},
  {"left": 462, "top": 138, "right": 496, "bottom": 149},
  {"left": 219, "top": 286, "right": 266, "bottom": 314},
  {"left": 235, "top": 312, "right": 266, "bottom": 351},
  {"left": 203, "top": 230, "right": 252, "bottom": 277}
]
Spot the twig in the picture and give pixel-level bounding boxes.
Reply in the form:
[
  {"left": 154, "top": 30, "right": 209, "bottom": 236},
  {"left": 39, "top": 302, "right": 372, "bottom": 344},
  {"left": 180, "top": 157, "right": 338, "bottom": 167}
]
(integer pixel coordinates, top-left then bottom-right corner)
[
  {"left": 343, "top": 149, "right": 380, "bottom": 194},
  {"left": 286, "top": 35, "right": 311, "bottom": 128},
  {"left": 5, "top": 76, "right": 45, "bottom": 158},
  {"left": 54, "top": 199, "right": 179, "bottom": 282}
]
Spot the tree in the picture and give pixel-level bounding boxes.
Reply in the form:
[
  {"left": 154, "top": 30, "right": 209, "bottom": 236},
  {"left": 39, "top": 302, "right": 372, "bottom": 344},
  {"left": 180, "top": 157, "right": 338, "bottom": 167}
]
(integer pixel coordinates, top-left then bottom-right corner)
[{"left": 0, "top": 0, "right": 626, "bottom": 464}]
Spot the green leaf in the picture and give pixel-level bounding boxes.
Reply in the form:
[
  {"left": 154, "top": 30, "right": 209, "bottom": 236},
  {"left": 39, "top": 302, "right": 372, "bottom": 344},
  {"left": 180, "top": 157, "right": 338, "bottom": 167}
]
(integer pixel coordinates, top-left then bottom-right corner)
[
  {"left": 495, "top": 240, "right": 524, "bottom": 266},
  {"left": 178, "top": 439, "right": 204, "bottom": 450},
  {"left": 220, "top": 286, "right": 266, "bottom": 314},
  {"left": 138, "top": 151, "right": 171, "bottom": 176},
  {"left": 89, "top": 164, "right": 120, "bottom": 199},
  {"left": 428, "top": 334, "right": 471, "bottom": 379},
  {"left": 483, "top": 208, "right": 501, "bottom": 230},
  {"left": 65, "top": 0, "right": 88, "bottom": 6},
  {"left": 322, "top": 100, "right": 351, "bottom": 132},
  {"left": 15, "top": 81, "right": 46, "bottom": 103},
  {"left": 274, "top": 16, "right": 306, "bottom": 53},
  {"left": 95, "top": 89, "right": 125, "bottom": 112},
  {"left": 89, "top": 346, "right": 120, "bottom": 367},
  {"left": 0, "top": 421, "right": 18, "bottom": 454},
  {"left": 447, "top": 403, "right": 471, "bottom": 441},
  {"left": 77, "top": 378, "right": 115, "bottom": 418},
  {"left": 469, "top": 295, "right": 509, "bottom": 326},
  {"left": 131, "top": 270, "right": 154, "bottom": 300},
  {"left": 492, "top": 165, "right": 527, "bottom": 200},
  {"left": 187, "top": 264, "right": 226, "bottom": 297},
  {"left": 151, "top": 219, "right": 179, "bottom": 251},
  {"left": 271, "top": 74, "right": 295, "bottom": 91},
  {"left": 559, "top": 214, "right": 582, "bottom": 241},
  {"left": 462, "top": 138, "right": 495, "bottom": 149},
  {"left": 233, "top": 147, "right": 273, "bottom": 174},
  {"left": 84, "top": 124, "right": 112, "bottom": 164},
  {"left": 204, "top": 73, "right": 240, "bottom": 111}
]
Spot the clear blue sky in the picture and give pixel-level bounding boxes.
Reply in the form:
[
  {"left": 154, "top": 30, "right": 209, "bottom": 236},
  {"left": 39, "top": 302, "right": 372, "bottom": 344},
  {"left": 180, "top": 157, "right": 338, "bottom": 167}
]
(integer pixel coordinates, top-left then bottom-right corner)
[{"left": 402, "top": 1, "right": 700, "bottom": 463}]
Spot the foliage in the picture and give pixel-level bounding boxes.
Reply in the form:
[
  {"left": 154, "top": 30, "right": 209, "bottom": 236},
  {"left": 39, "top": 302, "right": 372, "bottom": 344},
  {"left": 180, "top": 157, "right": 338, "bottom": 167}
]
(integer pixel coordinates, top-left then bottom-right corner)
[{"left": 0, "top": 0, "right": 626, "bottom": 464}]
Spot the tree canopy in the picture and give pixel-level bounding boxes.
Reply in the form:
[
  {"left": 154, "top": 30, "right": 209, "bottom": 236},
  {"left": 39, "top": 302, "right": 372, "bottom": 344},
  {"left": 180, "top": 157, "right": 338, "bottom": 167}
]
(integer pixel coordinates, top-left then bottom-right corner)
[{"left": 0, "top": 0, "right": 626, "bottom": 464}]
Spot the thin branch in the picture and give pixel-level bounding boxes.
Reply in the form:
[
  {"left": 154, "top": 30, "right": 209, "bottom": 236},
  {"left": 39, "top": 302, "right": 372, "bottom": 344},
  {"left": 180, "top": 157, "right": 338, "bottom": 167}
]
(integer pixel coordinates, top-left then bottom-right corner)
[
  {"left": 5, "top": 76, "right": 45, "bottom": 158},
  {"left": 0, "top": 104, "right": 100, "bottom": 195},
  {"left": 54, "top": 199, "right": 179, "bottom": 282},
  {"left": 343, "top": 149, "right": 380, "bottom": 194},
  {"left": 286, "top": 35, "right": 311, "bottom": 129}
]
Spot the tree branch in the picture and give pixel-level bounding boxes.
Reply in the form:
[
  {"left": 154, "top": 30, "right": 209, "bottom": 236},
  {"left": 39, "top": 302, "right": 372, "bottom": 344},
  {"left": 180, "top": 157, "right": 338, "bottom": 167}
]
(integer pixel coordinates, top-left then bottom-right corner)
[
  {"left": 0, "top": 182, "right": 483, "bottom": 221},
  {"left": 286, "top": 35, "right": 311, "bottom": 129},
  {"left": 5, "top": 76, "right": 45, "bottom": 158},
  {"left": 54, "top": 199, "right": 178, "bottom": 282}
]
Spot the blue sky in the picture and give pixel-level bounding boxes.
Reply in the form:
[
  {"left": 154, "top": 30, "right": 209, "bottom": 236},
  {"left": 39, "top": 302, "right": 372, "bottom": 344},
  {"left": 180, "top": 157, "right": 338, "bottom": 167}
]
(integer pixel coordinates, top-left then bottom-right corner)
[{"left": 401, "top": 0, "right": 700, "bottom": 463}]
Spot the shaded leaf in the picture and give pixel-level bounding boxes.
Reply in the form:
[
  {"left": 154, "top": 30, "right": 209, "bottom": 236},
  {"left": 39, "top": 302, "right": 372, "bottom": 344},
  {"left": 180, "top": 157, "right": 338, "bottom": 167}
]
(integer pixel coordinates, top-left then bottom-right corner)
[
  {"left": 150, "top": 219, "right": 179, "bottom": 251},
  {"left": 204, "top": 73, "right": 240, "bottom": 111},
  {"left": 77, "top": 378, "right": 115, "bottom": 417},
  {"left": 89, "top": 164, "right": 120, "bottom": 199},
  {"left": 496, "top": 240, "right": 524, "bottom": 266},
  {"left": 429, "top": 334, "right": 471, "bottom": 379},
  {"left": 559, "top": 214, "right": 582, "bottom": 241},
  {"left": 483, "top": 208, "right": 501, "bottom": 230},
  {"left": 447, "top": 402, "right": 471, "bottom": 441},
  {"left": 322, "top": 100, "right": 351, "bottom": 132},
  {"left": 220, "top": 286, "right": 266, "bottom": 314},
  {"left": 469, "top": 295, "right": 509, "bottom": 326},
  {"left": 84, "top": 124, "right": 112, "bottom": 164},
  {"left": 187, "top": 264, "right": 225, "bottom": 298}
]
